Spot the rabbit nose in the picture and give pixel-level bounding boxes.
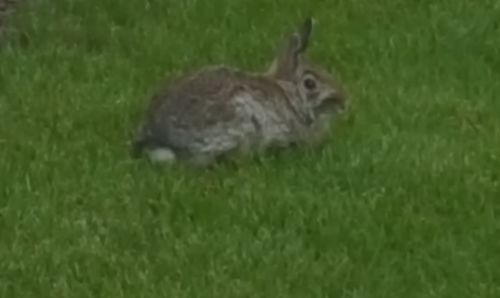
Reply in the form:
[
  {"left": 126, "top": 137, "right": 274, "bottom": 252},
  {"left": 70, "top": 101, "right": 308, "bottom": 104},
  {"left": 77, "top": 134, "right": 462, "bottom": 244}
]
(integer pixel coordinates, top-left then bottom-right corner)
[{"left": 329, "top": 92, "right": 347, "bottom": 112}]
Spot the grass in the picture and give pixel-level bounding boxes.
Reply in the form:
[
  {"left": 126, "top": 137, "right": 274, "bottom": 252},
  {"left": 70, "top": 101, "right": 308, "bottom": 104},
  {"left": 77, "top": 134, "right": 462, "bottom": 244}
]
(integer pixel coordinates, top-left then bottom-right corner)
[{"left": 1, "top": 0, "right": 500, "bottom": 297}]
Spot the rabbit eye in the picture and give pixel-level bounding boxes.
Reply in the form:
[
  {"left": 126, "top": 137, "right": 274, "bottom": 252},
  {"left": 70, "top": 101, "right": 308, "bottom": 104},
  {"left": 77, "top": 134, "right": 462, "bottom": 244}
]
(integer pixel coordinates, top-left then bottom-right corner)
[{"left": 304, "top": 78, "right": 317, "bottom": 90}]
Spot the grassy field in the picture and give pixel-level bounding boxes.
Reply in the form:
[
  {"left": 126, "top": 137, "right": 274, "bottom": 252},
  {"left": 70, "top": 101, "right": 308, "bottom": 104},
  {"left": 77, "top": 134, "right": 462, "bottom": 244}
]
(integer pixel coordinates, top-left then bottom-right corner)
[{"left": 1, "top": 0, "right": 500, "bottom": 297}]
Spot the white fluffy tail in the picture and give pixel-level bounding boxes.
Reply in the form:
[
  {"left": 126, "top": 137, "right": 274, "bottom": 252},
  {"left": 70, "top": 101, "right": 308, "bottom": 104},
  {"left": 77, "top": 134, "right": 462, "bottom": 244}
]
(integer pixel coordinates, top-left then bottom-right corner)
[{"left": 147, "top": 148, "right": 176, "bottom": 163}]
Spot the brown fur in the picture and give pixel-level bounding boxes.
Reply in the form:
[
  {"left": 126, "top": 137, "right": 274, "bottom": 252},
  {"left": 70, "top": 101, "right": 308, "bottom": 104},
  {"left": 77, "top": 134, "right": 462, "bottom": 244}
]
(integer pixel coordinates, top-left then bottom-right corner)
[{"left": 132, "top": 18, "right": 348, "bottom": 165}]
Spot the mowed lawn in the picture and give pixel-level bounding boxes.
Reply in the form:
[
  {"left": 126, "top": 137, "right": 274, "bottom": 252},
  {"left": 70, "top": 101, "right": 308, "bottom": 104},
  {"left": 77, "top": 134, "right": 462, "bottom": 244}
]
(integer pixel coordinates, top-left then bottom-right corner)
[{"left": 1, "top": 0, "right": 500, "bottom": 297}]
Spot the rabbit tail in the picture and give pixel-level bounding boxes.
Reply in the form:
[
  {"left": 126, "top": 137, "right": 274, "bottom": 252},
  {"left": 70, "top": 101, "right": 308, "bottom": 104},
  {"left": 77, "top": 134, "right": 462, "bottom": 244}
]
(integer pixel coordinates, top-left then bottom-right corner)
[{"left": 130, "top": 125, "right": 177, "bottom": 163}]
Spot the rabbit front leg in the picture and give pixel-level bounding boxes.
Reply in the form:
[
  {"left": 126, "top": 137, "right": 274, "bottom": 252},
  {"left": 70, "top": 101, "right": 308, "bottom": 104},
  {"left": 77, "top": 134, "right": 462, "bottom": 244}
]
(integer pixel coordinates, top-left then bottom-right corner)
[{"left": 299, "top": 113, "right": 335, "bottom": 147}]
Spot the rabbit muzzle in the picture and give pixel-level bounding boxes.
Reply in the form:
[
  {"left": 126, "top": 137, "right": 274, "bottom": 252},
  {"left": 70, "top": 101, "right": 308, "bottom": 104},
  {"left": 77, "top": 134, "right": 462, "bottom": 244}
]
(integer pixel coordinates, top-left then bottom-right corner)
[{"left": 314, "top": 91, "right": 347, "bottom": 116}]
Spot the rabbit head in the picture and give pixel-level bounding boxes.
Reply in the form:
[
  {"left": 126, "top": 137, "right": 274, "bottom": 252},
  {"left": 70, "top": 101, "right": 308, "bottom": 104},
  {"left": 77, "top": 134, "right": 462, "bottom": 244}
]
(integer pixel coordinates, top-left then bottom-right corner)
[{"left": 266, "top": 18, "right": 347, "bottom": 119}]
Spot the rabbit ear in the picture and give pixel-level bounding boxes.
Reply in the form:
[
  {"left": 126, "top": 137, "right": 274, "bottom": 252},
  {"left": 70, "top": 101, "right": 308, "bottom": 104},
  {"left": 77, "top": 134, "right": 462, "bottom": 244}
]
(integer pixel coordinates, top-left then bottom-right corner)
[
  {"left": 294, "top": 17, "right": 313, "bottom": 53},
  {"left": 267, "top": 18, "right": 314, "bottom": 79}
]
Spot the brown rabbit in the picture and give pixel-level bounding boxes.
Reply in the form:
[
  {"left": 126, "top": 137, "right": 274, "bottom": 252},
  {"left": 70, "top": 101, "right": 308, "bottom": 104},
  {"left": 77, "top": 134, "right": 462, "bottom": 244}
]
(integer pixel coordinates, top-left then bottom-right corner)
[{"left": 132, "top": 18, "right": 347, "bottom": 166}]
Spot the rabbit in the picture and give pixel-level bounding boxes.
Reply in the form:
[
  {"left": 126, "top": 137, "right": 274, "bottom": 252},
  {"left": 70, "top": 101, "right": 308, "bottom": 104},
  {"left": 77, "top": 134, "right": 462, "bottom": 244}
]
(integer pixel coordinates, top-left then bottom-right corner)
[{"left": 131, "top": 18, "right": 348, "bottom": 166}]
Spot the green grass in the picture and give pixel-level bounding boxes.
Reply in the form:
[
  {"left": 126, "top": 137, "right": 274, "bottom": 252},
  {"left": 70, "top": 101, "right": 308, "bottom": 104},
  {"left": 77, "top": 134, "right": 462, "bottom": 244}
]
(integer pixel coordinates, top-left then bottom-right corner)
[{"left": 1, "top": 0, "right": 500, "bottom": 297}]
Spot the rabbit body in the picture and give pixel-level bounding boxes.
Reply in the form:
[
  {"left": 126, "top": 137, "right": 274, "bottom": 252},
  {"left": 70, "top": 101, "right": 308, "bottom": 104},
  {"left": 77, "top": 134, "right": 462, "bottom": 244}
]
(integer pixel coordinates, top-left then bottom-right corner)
[{"left": 132, "top": 19, "right": 347, "bottom": 165}]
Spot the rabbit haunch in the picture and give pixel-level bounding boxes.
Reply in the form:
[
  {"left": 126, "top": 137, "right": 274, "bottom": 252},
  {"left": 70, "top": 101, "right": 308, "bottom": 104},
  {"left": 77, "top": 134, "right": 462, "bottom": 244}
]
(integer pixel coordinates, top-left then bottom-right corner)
[{"left": 132, "top": 18, "right": 347, "bottom": 166}]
